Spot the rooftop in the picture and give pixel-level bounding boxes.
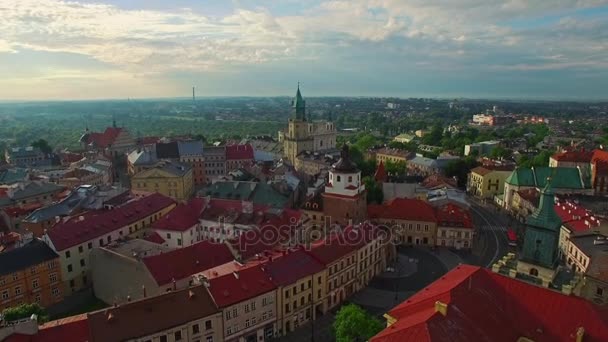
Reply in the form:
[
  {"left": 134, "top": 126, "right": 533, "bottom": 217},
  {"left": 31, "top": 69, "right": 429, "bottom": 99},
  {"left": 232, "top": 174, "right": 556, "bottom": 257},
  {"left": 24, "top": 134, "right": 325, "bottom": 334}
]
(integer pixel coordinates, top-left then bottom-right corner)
[
  {"left": 207, "top": 264, "right": 276, "bottom": 308},
  {"left": 371, "top": 264, "right": 608, "bottom": 342},
  {"left": 263, "top": 249, "right": 325, "bottom": 286},
  {"left": 151, "top": 198, "right": 205, "bottom": 232},
  {"left": 435, "top": 203, "right": 473, "bottom": 229},
  {"left": 0, "top": 239, "right": 58, "bottom": 276},
  {"left": 368, "top": 198, "right": 437, "bottom": 223},
  {"left": 87, "top": 285, "right": 218, "bottom": 342},
  {"left": 142, "top": 240, "right": 234, "bottom": 286},
  {"left": 46, "top": 193, "right": 175, "bottom": 251},
  {"left": 226, "top": 143, "right": 254, "bottom": 160}
]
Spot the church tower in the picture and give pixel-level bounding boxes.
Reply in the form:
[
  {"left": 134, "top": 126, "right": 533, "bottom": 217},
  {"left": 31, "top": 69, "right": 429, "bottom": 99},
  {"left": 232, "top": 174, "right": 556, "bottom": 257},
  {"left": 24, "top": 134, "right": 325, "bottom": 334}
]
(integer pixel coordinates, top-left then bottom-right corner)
[
  {"left": 322, "top": 144, "right": 367, "bottom": 226},
  {"left": 283, "top": 85, "right": 314, "bottom": 164},
  {"left": 516, "top": 178, "right": 562, "bottom": 286}
]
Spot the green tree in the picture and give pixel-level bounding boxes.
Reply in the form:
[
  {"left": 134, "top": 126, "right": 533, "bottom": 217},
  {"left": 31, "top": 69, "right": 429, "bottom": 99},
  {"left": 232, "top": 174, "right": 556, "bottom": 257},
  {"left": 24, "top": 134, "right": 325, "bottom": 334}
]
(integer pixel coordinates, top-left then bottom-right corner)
[
  {"left": 385, "top": 160, "right": 407, "bottom": 176},
  {"left": 333, "top": 304, "right": 383, "bottom": 342},
  {"left": 490, "top": 146, "right": 511, "bottom": 159},
  {"left": 354, "top": 134, "right": 378, "bottom": 151},
  {"left": 363, "top": 176, "right": 384, "bottom": 204},
  {"left": 2, "top": 303, "right": 49, "bottom": 323},
  {"left": 31, "top": 139, "right": 53, "bottom": 154}
]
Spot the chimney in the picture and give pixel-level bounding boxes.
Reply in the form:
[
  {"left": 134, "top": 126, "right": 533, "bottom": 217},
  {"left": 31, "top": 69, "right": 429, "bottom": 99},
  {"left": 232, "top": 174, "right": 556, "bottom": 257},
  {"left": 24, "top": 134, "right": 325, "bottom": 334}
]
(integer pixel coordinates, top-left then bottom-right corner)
[
  {"left": 142, "top": 285, "right": 147, "bottom": 298},
  {"left": 172, "top": 278, "right": 177, "bottom": 291},
  {"left": 434, "top": 301, "right": 448, "bottom": 316},
  {"left": 576, "top": 327, "right": 585, "bottom": 342}
]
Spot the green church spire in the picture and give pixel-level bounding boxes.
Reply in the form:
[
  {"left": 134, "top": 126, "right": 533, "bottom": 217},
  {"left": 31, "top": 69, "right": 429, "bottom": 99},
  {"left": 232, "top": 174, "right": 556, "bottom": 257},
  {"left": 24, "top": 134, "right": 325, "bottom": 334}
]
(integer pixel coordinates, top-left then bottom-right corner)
[
  {"left": 292, "top": 83, "right": 306, "bottom": 121},
  {"left": 521, "top": 177, "right": 562, "bottom": 269}
]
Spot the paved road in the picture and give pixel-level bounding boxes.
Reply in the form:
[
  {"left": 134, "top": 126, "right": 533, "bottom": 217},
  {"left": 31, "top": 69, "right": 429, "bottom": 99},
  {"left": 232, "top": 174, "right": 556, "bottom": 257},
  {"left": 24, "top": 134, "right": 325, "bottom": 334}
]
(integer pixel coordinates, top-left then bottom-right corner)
[{"left": 467, "top": 198, "right": 515, "bottom": 268}]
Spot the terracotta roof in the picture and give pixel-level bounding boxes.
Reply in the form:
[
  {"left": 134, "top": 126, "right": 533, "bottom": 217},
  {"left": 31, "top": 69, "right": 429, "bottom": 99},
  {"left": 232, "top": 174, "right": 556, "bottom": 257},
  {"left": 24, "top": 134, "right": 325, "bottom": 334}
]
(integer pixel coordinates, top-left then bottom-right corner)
[
  {"left": 143, "top": 240, "right": 234, "bottom": 286},
  {"left": 6, "top": 314, "right": 90, "bottom": 342},
  {"left": 86, "top": 127, "right": 123, "bottom": 148},
  {"left": 151, "top": 198, "right": 205, "bottom": 232},
  {"left": 305, "top": 232, "right": 362, "bottom": 266},
  {"left": 552, "top": 149, "right": 594, "bottom": 163},
  {"left": 368, "top": 198, "right": 437, "bottom": 223},
  {"left": 554, "top": 201, "right": 599, "bottom": 232},
  {"left": 435, "top": 204, "right": 473, "bottom": 229},
  {"left": 87, "top": 285, "right": 218, "bottom": 342},
  {"left": 470, "top": 166, "right": 493, "bottom": 176},
  {"left": 143, "top": 232, "right": 165, "bottom": 244},
  {"left": 371, "top": 264, "right": 608, "bottom": 342},
  {"left": 226, "top": 144, "right": 254, "bottom": 160},
  {"left": 374, "top": 161, "right": 388, "bottom": 183},
  {"left": 421, "top": 174, "right": 456, "bottom": 189},
  {"left": 47, "top": 193, "right": 175, "bottom": 251},
  {"left": 263, "top": 249, "right": 325, "bottom": 286},
  {"left": 207, "top": 264, "right": 276, "bottom": 308}
]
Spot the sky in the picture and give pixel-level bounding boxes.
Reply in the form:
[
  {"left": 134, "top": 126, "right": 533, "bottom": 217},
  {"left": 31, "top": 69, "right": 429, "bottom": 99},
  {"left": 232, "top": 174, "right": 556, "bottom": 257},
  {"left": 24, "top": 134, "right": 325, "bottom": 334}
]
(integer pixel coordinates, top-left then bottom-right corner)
[{"left": 1, "top": 0, "right": 608, "bottom": 100}]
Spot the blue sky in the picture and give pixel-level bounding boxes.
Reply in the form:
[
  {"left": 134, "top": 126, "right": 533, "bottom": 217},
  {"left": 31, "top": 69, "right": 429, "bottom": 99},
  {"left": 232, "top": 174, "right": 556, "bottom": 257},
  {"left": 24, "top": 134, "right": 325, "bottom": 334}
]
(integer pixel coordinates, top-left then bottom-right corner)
[{"left": 1, "top": 0, "right": 608, "bottom": 100}]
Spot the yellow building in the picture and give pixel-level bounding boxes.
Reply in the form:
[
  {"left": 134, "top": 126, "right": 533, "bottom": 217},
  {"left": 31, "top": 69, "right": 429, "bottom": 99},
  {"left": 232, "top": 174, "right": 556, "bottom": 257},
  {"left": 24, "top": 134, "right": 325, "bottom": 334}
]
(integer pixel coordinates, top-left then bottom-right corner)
[
  {"left": 42, "top": 193, "right": 176, "bottom": 294},
  {"left": 467, "top": 166, "right": 513, "bottom": 199},
  {"left": 132, "top": 161, "right": 194, "bottom": 201},
  {"left": 375, "top": 148, "right": 409, "bottom": 165},
  {"left": 266, "top": 250, "right": 326, "bottom": 336}
]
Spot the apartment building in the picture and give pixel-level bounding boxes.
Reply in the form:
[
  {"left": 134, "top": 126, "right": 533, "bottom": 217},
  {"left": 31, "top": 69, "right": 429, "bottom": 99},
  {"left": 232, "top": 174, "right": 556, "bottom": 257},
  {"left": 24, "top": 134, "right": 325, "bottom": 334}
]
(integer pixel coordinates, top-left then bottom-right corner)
[
  {"left": 368, "top": 198, "right": 438, "bottom": 246},
  {"left": 150, "top": 198, "right": 206, "bottom": 248},
  {"left": 131, "top": 161, "right": 194, "bottom": 201}
]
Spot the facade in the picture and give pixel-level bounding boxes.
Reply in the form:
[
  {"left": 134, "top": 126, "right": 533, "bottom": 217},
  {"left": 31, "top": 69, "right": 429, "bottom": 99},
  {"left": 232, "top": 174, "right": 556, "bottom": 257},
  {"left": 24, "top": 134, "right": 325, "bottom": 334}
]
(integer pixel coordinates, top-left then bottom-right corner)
[
  {"left": 203, "top": 146, "right": 226, "bottom": 181},
  {"left": 0, "top": 239, "right": 63, "bottom": 311},
  {"left": 368, "top": 198, "right": 438, "bottom": 246},
  {"left": 205, "top": 265, "right": 277, "bottom": 342},
  {"left": 5, "top": 147, "right": 50, "bottom": 168},
  {"left": 435, "top": 203, "right": 474, "bottom": 250},
  {"left": 225, "top": 144, "right": 254, "bottom": 172},
  {"left": 371, "top": 264, "right": 608, "bottom": 342},
  {"left": 294, "top": 151, "right": 339, "bottom": 176},
  {"left": 43, "top": 193, "right": 176, "bottom": 294},
  {"left": 306, "top": 235, "right": 358, "bottom": 311},
  {"left": 178, "top": 140, "right": 206, "bottom": 185},
  {"left": 467, "top": 166, "right": 513, "bottom": 199},
  {"left": 463, "top": 140, "right": 500, "bottom": 156},
  {"left": 578, "top": 252, "right": 608, "bottom": 306},
  {"left": 375, "top": 148, "right": 409, "bottom": 167},
  {"left": 150, "top": 198, "right": 206, "bottom": 248},
  {"left": 0, "top": 182, "right": 65, "bottom": 209},
  {"left": 322, "top": 145, "right": 367, "bottom": 226},
  {"left": 131, "top": 161, "right": 194, "bottom": 201},
  {"left": 591, "top": 149, "right": 608, "bottom": 196},
  {"left": 264, "top": 250, "right": 325, "bottom": 336},
  {"left": 281, "top": 86, "right": 337, "bottom": 168},
  {"left": 87, "top": 285, "right": 223, "bottom": 342}
]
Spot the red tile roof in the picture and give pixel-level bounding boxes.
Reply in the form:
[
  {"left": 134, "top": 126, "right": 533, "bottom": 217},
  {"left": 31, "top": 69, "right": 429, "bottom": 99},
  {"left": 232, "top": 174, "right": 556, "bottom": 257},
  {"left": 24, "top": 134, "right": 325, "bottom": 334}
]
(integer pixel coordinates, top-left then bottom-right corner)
[
  {"left": 225, "top": 144, "right": 254, "bottom": 160},
  {"left": 6, "top": 314, "right": 90, "bottom": 342},
  {"left": 3, "top": 203, "right": 44, "bottom": 217},
  {"left": 151, "top": 198, "right": 205, "bottom": 232},
  {"left": 421, "top": 174, "right": 457, "bottom": 189},
  {"left": 305, "top": 233, "right": 361, "bottom": 266},
  {"left": 143, "top": 240, "right": 234, "bottom": 286},
  {"left": 85, "top": 127, "right": 123, "bottom": 148},
  {"left": 371, "top": 264, "right": 608, "bottom": 342},
  {"left": 143, "top": 232, "right": 165, "bottom": 244},
  {"left": 207, "top": 264, "right": 276, "bottom": 307},
  {"left": 374, "top": 161, "right": 388, "bottom": 183},
  {"left": 60, "top": 152, "right": 84, "bottom": 164},
  {"left": 368, "top": 198, "right": 437, "bottom": 223},
  {"left": 435, "top": 204, "right": 473, "bottom": 229},
  {"left": 47, "top": 193, "right": 175, "bottom": 251},
  {"left": 554, "top": 201, "right": 600, "bottom": 232},
  {"left": 552, "top": 149, "right": 594, "bottom": 163},
  {"left": 263, "top": 249, "right": 324, "bottom": 286}
]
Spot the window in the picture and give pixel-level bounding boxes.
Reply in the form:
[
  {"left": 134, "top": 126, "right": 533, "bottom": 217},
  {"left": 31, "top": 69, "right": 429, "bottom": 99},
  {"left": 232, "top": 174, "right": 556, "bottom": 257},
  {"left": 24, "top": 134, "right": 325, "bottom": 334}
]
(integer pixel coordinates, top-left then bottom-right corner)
[
  {"left": 51, "top": 287, "right": 59, "bottom": 297},
  {"left": 245, "top": 319, "right": 250, "bottom": 328},
  {"left": 166, "top": 233, "right": 171, "bottom": 239},
  {"left": 293, "top": 287, "right": 297, "bottom": 296},
  {"left": 206, "top": 337, "right": 213, "bottom": 342},
  {"left": 262, "top": 297, "right": 268, "bottom": 306},
  {"left": 245, "top": 304, "right": 250, "bottom": 313},
  {"left": 78, "top": 246, "right": 83, "bottom": 253},
  {"left": 69, "top": 280, "right": 75, "bottom": 288},
  {"left": 107, "top": 236, "right": 111, "bottom": 244},
  {"left": 226, "top": 310, "right": 231, "bottom": 320},
  {"left": 318, "top": 276, "right": 322, "bottom": 285},
  {"left": 50, "top": 273, "right": 57, "bottom": 282},
  {"left": 285, "top": 290, "right": 290, "bottom": 298},
  {"left": 80, "top": 259, "right": 86, "bottom": 267},
  {"left": 1, "top": 290, "right": 8, "bottom": 300},
  {"left": 14, "top": 286, "right": 21, "bottom": 295},
  {"left": 301, "top": 283, "right": 305, "bottom": 291},
  {"left": 67, "top": 264, "right": 73, "bottom": 272},
  {"left": 32, "top": 279, "right": 39, "bottom": 288},
  {"left": 88, "top": 242, "right": 93, "bottom": 250},
  {"left": 35, "top": 293, "right": 41, "bottom": 303},
  {"left": 99, "top": 239, "right": 103, "bottom": 246},
  {"left": 348, "top": 176, "right": 352, "bottom": 182},
  {"left": 160, "top": 336, "right": 168, "bottom": 342},
  {"left": 285, "top": 303, "right": 290, "bottom": 313},
  {"left": 192, "top": 324, "right": 200, "bottom": 335},
  {"left": 337, "top": 175, "right": 341, "bottom": 182},
  {"left": 205, "top": 320, "right": 212, "bottom": 330},
  {"left": 65, "top": 251, "right": 71, "bottom": 258},
  {"left": 177, "top": 239, "right": 182, "bottom": 246},
  {"left": 232, "top": 307, "right": 237, "bottom": 317},
  {"left": 262, "top": 311, "right": 267, "bottom": 321},
  {"left": 175, "top": 331, "right": 182, "bottom": 341},
  {"left": 251, "top": 301, "right": 256, "bottom": 310},
  {"left": 227, "top": 326, "right": 233, "bottom": 335},
  {"left": 597, "top": 287, "right": 604, "bottom": 296}
]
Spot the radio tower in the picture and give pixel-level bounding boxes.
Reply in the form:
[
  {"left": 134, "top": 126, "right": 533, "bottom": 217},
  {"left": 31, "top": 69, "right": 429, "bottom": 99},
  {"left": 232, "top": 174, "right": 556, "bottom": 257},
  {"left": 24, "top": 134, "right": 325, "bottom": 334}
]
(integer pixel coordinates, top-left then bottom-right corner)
[{"left": 192, "top": 87, "right": 196, "bottom": 102}]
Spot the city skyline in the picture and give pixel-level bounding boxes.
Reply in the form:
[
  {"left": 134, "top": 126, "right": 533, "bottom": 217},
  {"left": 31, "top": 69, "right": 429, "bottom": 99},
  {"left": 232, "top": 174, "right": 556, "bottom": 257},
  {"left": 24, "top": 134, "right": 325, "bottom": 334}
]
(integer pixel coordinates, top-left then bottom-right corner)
[{"left": 2, "top": 1, "right": 608, "bottom": 100}]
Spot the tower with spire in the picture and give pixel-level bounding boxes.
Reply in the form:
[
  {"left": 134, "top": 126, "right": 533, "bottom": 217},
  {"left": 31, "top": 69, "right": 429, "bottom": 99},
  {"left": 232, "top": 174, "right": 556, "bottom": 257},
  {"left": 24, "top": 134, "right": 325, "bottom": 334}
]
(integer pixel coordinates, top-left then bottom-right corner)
[
  {"left": 322, "top": 144, "right": 367, "bottom": 226},
  {"left": 281, "top": 84, "right": 337, "bottom": 169}
]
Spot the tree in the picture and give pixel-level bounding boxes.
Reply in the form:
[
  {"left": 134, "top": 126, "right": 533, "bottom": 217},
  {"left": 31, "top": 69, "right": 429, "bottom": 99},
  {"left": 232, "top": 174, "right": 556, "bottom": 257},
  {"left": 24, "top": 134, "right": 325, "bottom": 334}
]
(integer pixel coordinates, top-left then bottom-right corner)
[
  {"left": 385, "top": 160, "right": 407, "bottom": 176},
  {"left": 363, "top": 176, "right": 384, "bottom": 204},
  {"left": 31, "top": 139, "right": 52, "bottom": 154},
  {"left": 490, "top": 146, "right": 511, "bottom": 159},
  {"left": 354, "top": 134, "right": 378, "bottom": 151},
  {"left": 333, "top": 304, "right": 383, "bottom": 342},
  {"left": 1, "top": 303, "right": 49, "bottom": 323}
]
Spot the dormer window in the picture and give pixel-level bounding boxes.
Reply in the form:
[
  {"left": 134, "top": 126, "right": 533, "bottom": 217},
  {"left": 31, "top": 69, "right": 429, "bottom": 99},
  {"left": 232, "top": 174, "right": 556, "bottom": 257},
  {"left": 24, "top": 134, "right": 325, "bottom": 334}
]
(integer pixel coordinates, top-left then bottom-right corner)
[{"left": 337, "top": 175, "right": 341, "bottom": 182}]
